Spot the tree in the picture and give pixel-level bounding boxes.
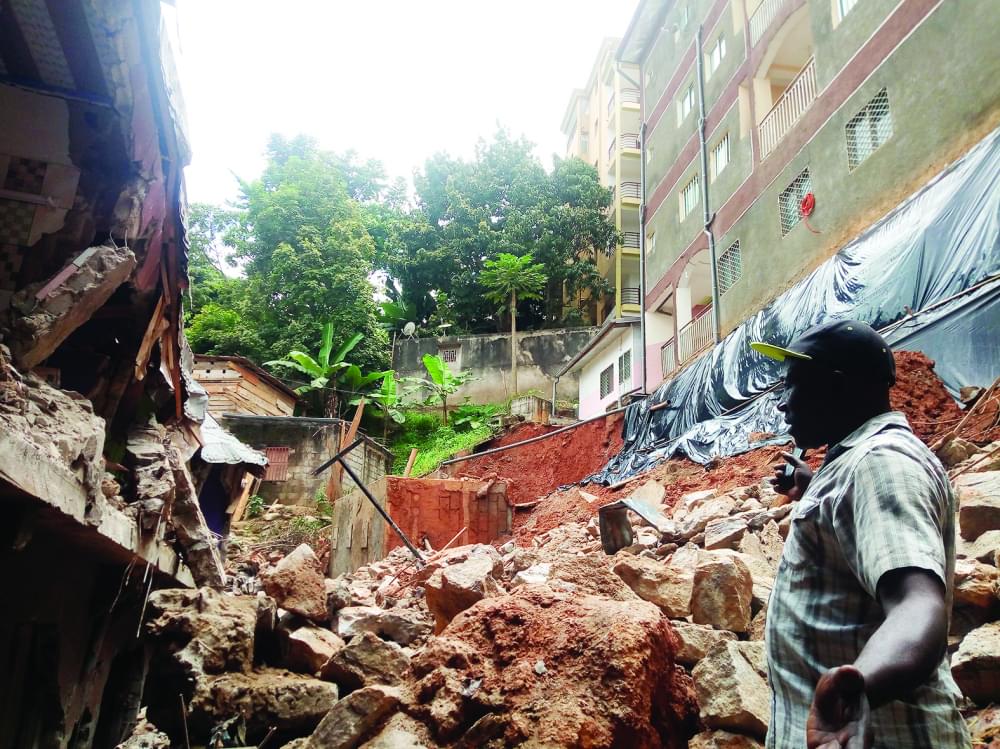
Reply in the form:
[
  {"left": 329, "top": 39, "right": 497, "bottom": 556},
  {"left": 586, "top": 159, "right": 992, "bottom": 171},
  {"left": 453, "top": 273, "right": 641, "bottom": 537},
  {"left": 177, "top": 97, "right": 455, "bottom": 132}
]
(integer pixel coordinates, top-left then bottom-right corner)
[
  {"left": 405, "top": 354, "right": 471, "bottom": 425},
  {"left": 481, "top": 252, "right": 547, "bottom": 395},
  {"left": 265, "top": 325, "right": 363, "bottom": 417}
]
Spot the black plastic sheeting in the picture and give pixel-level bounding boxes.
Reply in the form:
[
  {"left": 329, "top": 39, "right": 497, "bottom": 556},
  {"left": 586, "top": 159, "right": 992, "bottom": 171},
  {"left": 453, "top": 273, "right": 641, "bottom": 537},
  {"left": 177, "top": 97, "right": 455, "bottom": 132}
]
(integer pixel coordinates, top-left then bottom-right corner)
[{"left": 587, "top": 126, "right": 1000, "bottom": 485}]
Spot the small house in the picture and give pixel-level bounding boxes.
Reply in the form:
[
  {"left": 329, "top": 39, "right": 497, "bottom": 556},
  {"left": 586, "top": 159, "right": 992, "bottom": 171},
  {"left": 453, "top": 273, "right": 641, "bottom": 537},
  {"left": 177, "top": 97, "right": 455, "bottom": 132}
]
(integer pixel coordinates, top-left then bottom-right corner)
[{"left": 193, "top": 355, "right": 298, "bottom": 418}]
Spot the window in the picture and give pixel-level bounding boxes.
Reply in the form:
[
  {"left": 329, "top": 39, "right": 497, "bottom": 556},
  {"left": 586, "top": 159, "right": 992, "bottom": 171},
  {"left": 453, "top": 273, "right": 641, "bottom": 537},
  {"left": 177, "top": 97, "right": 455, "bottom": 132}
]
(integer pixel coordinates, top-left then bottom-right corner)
[
  {"left": 580, "top": 134, "right": 589, "bottom": 153},
  {"left": 677, "top": 84, "right": 695, "bottom": 123},
  {"left": 707, "top": 35, "right": 727, "bottom": 76},
  {"left": 264, "top": 447, "right": 290, "bottom": 481},
  {"left": 599, "top": 364, "right": 614, "bottom": 398},
  {"left": 680, "top": 174, "right": 700, "bottom": 219},
  {"left": 846, "top": 89, "right": 893, "bottom": 169},
  {"left": 618, "top": 350, "right": 632, "bottom": 388},
  {"left": 440, "top": 346, "right": 459, "bottom": 364},
  {"left": 838, "top": 0, "right": 859, "bottom": 19},
  {"left": 717, "top": 240, "right": 742, "bottom": 294},
  {"left": 679, "top": 3, "right": 690, "bottom": 27},
  {"left": 778, "top": 168, "right": 813, "bottom": 235},
  {"left": 646, "top": 231, "right": 656, "bottom": 257},
  {"left": 710, "top": 134, "right": 730, "bottom": 180}
]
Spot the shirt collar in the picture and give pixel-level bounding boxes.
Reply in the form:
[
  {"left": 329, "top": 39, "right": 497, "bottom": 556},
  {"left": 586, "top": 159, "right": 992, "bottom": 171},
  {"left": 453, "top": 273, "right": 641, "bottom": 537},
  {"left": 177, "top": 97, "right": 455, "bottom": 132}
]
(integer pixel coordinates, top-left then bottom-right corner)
[{"left": 823, "top": 411, "right": 911, "bottom": 466}]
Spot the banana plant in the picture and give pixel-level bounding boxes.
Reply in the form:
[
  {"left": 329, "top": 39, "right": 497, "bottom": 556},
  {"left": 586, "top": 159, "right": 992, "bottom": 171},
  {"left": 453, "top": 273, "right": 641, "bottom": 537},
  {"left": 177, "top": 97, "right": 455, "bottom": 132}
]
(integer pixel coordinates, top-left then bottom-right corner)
[
  {"left": 351, "top": 372, "right": 406, "bottom": 439},
  {"left": 265, "top": 324, "right": 362, "bottom": 417},
  {"left": 403, "top": 353, "right": 472, "bottom": 425}
]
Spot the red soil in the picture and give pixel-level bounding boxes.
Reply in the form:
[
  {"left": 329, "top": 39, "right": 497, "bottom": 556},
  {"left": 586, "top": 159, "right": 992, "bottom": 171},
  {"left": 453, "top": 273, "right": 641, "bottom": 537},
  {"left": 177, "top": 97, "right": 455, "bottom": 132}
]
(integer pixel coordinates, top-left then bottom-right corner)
[
  {"left": 506, "top": 350, "right": 970, "bottom": 541},
  {"left": 454, "top": 413, "right": 625, "bottom": 507}
]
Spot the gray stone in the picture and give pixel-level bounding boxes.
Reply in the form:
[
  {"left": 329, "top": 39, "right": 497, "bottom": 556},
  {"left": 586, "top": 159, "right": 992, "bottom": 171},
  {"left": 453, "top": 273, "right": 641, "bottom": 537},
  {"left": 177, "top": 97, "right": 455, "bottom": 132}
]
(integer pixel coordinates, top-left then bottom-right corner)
[
  {"left": 424, "top": 552, "right": 502, "bottom": 632},
  {"left": 335, "top": 606, "right": 432, "bottom": 647},
  {"left": 308, "top": 685, "right": 400, "bottom": 749},
  {"left": 704, "top": 517, "right": 748, "bottom": 550},
  {"left": 284, "top": 624, "right": 345, "bottom": 675},
  {"left": 320, "top": 631, "right": 411, "bottom": 692},
  {"left": 262, "top": 544, "right": 328, "bottom": 623}
]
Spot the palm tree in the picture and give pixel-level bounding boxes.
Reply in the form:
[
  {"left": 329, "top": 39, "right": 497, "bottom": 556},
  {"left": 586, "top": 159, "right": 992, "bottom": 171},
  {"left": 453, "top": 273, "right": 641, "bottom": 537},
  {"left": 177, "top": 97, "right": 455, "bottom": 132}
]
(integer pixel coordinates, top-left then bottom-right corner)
[{"left": 481, "top": 252, "right": 547, "bottom": 396}]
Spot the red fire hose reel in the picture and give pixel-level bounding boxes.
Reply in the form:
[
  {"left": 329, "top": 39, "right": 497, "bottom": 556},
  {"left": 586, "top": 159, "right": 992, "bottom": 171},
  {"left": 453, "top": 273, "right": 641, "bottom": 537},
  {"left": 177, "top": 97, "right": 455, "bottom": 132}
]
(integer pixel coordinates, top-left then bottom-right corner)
[{"left": 800, "top": 192, "right": 821, "bottom": 233}]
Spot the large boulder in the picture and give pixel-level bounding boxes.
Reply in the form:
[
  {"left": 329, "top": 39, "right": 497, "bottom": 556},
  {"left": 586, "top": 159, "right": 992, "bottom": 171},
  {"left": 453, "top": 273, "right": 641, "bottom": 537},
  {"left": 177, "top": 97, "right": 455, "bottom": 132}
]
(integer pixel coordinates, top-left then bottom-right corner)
[
  {"left": 671, "top": 622, "right": 738, "bottom": 668},
  {"left": 187, "top": 668, "right": 338, "bottom": 743},
  {"left": 283, "top": 623, "right": 346, "bottom": 675},
  {"left": 612, "top": 544, "right": 699, "bottom": 618},
  {"left": 693, "top": 641, "right": 770, "bottom": 739},
  {"left": 691, "top": 553, "right": 753, "bottom": 633},
  {"left": 408, "top": 585, "right": 699, "bottom": 747},
  {"left": 262, "top": 545, "right": 328, "bottom": 623},
  {"left": 307, "top": 685, "right": 400, "bottom": 749},
  {"left": 320, "top": 631, "right": 411, "bottom": 693},
  {"left": 548, "top": 555, "right": 641, "bottom": 601},
  {"left": 958, "top": 529, "right": 1000, "bottom": 565},
  {"left": 953, "top": 560, "right": 1000, "bottom": 609},
  {"left": 145, "top": 588, "right": 257, "bottom": 676},
  {"left": 952, "top": 621, "right": 1000, "bottom": 705},
  {"left": 424, "top": 548, "right": 503, "bottom": 633},
  {"left": 335, "top": 606, "right": 432, "bottom": 647},
  {"left": 957, "top": 472, "right": 1000, "bottom": 542}
]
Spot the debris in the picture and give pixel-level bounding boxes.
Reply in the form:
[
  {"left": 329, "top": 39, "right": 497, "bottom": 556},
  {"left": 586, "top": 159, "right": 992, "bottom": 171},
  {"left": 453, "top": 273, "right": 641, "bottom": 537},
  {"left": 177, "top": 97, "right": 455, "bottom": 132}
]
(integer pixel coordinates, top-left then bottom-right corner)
[
  {"left": 612, "top": 552, "right": 696, "bottom": 618},
  {"left": 424, "top": 545, "right": 503, "bottom": 632},
  {"left": 693, "top": 641, "right": 770, "bottom": 739},
  {"left": 691, "top": 552, "right": 753, "bottom": 633},
  {"left": 957, "top": 472, "right": 1000, "bottom": 541},
  {"left": 320, "top": 631, "right": 412, "bottom": 693},
  {"left": 261, "top": 544, "right": 329, "bottom": 623},
  {"left": 951, "top": 621, "right": 1000, "bottom": 705},
  {"left": 281, "top": 622, "right": 346, "bottom": 675},
  {"left": 334, "top": 606, "right": 432, "bottom": 647},
  {"left": 307, "top": 686, "right": 401, "bottom": 749},
  {"left": 671, "top": 622, "right": 739, "bottom": 668}
]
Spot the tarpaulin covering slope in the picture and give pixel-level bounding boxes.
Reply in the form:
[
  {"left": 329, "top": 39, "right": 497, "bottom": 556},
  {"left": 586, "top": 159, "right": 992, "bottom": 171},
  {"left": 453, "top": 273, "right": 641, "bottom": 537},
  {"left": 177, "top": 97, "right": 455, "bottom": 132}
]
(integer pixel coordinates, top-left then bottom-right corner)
[{"left": 588, "top": 126, "right": 1000, "bottom": 484}]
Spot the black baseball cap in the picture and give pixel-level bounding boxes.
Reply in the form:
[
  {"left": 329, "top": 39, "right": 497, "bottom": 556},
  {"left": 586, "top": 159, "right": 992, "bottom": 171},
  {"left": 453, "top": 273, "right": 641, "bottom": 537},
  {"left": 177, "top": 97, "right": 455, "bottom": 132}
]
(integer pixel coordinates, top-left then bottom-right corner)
[{"left": 750, "top": 319, "right": 896, "bottom": 386}]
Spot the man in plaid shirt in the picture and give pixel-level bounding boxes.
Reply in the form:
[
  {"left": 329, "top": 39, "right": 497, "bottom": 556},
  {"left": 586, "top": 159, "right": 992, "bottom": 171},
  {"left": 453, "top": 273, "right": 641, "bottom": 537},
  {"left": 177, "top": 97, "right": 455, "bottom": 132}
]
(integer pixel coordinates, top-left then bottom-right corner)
[{"left": 751, "top": 321, "right": 969, "bottom": 749}]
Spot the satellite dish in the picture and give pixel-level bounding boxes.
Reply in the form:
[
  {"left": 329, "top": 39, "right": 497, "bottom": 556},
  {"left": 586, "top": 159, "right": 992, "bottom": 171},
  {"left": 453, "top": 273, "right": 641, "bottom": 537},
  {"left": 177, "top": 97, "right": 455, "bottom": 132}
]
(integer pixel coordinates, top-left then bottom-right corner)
[{"left": 402, "top": 321, "right": 416, "bottom": 338}]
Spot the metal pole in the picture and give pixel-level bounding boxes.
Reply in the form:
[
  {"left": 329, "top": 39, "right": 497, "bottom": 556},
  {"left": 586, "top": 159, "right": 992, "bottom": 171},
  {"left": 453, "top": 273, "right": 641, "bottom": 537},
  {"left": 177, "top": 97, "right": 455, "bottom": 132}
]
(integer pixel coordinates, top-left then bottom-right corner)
[
  {"left": 696, "top": 25, "right": 722, "bottom": 345},
  {"left": 336, "top": 455, "right": 425, "bottom": 563},
  {"left": 310, "top": 436, "right": 364, "bottom": 477}
]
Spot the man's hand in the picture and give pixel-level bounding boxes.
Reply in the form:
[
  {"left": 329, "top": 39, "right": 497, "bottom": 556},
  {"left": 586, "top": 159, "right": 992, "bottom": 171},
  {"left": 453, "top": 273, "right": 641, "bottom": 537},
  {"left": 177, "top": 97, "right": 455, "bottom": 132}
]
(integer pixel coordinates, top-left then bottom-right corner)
[
  {"left": 770, "top": 451, "right": 812, "bottom": 504},
  {"left": 806, "top": 666, "right": 872, "bottom": 749}
]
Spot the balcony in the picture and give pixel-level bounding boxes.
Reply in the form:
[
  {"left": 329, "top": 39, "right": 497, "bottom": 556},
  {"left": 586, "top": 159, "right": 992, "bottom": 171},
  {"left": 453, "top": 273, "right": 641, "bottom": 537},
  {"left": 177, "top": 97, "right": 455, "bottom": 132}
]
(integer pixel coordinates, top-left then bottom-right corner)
[
  {"left": 678, "top": 307, "right": 714, "bottom": 363},
  {"left": 621, "top": 232, "right": 641, "bottom": 252},
  {"left": 749, "top": 0, "right": 791, "bottom": 46},
  {"left": 618, "top": 181, "right": 641, "bottom": 201},
  {"left": 620, "top": 287, "right": 641, "bottom": 308},
  {"left": 758, "top": 57, "right": 816, "bottom": 159},
  {"left": 661, "top": 339, "right": 677, "bottom": 377},
  {"left": 621, "top": 88, "right": 640, "bottom": 105}
]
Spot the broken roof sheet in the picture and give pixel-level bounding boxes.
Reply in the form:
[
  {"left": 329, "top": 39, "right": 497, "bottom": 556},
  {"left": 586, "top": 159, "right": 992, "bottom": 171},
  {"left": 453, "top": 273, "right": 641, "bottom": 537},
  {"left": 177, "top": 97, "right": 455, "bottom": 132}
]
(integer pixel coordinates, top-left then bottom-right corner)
[{"left": 199, "top": 413, "right": 267, "bottom": 470}]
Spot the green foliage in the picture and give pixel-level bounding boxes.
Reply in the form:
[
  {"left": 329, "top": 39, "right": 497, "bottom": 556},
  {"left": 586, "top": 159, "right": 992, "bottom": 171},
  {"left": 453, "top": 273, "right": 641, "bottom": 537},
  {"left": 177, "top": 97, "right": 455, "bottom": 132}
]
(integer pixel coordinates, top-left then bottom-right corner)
[
  {"left": 265, "top": 325, "right": 364, "bottom": 413},
  {"left": 451, "top": 401, "right": 500, "bottom": 432},
  {"left": 353, "top": 371, "right": 405, "bottom": 425},
  {"left": 246, "top": 495, "right": 265, "bottom": 518},
  {"left": 314, "top": 489, "right": 333, "bottom": 518},
  {"left": 388, "top": 409, "right": 495, "bottom": 476},
  {"left": 404, "top": 354, "right": 473, "bottom": 424},
  {"left": 481, "top": 252, "right": 547, "bottom": 307}
]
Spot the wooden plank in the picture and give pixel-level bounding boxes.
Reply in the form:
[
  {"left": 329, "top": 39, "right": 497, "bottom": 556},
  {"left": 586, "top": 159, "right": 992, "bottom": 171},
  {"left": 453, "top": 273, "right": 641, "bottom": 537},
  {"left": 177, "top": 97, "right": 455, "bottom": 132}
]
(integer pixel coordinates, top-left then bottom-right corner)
[
  {"left": 133, "top": 295, "right": 166, "bottom": 381},
  {"left": 231, "top": 476, "right": 260, "bottom": 522},
  {"left": 403, "top": 448, "right": 418, "bottom": 477}
]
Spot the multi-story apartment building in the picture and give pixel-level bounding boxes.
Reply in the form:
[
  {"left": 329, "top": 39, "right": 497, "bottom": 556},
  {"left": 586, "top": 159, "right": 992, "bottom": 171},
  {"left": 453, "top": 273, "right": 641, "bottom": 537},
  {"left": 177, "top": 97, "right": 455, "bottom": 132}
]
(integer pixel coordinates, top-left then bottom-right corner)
[
  {"left": 617, "top": 0, "right": 1000, "bottom": 389},
  {"left": 558, "top": 39, "right": 646, "bottom": 418}
]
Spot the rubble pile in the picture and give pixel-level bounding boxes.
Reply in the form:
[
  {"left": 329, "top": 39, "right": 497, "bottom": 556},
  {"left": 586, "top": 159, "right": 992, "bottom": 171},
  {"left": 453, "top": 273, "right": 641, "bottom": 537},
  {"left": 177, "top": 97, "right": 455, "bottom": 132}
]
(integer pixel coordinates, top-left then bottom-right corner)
[{"left": 132, "top": 353, "right": 1000, "bottom": 748}]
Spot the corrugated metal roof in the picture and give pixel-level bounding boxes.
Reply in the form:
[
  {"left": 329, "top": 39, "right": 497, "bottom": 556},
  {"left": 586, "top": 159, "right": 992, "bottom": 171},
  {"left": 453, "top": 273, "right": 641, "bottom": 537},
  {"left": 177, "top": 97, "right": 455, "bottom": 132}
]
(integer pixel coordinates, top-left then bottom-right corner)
[{"left": 199, "top": 413, "right": 268, "bottom": 469}]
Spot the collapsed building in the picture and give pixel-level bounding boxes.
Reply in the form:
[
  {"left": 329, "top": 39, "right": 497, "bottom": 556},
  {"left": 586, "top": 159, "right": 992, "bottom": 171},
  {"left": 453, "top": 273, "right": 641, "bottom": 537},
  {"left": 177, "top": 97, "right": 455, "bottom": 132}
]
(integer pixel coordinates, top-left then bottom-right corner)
[{"left": 0, "top": 1, "right": 263, "bottom": 745}]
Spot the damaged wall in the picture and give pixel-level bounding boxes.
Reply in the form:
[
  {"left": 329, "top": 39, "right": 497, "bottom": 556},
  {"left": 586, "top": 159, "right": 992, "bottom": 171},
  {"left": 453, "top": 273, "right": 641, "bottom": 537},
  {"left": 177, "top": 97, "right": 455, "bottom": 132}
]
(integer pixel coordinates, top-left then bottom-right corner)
[{"left": 222, "top": 415, "right": 393, "bottom": 506}]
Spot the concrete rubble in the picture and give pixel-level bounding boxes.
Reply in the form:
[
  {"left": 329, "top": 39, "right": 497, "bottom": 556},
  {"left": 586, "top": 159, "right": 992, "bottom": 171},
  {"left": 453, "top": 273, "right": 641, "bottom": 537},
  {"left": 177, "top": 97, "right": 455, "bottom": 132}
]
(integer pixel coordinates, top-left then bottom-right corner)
[{"left": 130, "top": 405, "right": 1000, "bottom": 746}]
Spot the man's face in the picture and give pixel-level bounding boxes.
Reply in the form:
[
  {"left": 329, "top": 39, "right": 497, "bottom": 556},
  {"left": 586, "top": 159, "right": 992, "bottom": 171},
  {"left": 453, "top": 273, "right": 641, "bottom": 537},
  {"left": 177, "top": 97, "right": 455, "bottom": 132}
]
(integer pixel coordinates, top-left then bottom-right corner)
[{"left": 777, "top": 360, "right": 839, "bottom": 448}]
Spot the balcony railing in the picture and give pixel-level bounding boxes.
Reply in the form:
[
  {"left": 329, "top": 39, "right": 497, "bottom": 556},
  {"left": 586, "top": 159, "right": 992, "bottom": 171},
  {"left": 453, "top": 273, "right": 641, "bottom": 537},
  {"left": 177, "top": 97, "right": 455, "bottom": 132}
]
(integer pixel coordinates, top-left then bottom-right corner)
[
  {"left": 621, "top": 88, "right": 641, "bottom": 105},
  {"left": 608, "top": 133, "right": 641, "bottom": 161},
  {"left": 620, "top": 287, "right": 641, "bottom": 307},
  {"left": 619, "top": 181, "right": 641, "bottom": 200},
  {"left": 622, "top": 231, "right": 640, "bottom": 249},
  {"left": 758, "top": 57, "right": 817, "bottom": 159},
  {"left": 749, "top": 0, "right": 790, "bottom": 45},
  {"left": 661, "top": 339, "right": 677, "bottom": 377},
  {"left": 678, "top": 307, "right": 714, "bottom": 363}
]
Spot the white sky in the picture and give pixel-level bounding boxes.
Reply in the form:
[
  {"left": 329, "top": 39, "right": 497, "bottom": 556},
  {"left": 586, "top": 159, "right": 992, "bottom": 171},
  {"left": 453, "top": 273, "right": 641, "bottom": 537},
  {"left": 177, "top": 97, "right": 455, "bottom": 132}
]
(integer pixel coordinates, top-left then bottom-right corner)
[{"left": 172, "top": 0, "right": 639, "bottom": 206}]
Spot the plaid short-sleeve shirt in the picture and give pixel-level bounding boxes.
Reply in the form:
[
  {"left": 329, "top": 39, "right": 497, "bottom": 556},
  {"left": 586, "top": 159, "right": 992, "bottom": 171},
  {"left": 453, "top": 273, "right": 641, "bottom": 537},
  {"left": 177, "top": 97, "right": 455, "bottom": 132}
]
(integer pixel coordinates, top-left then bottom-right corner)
[{"left": 765, "top": 412, "right": 970, "bottom": 749}]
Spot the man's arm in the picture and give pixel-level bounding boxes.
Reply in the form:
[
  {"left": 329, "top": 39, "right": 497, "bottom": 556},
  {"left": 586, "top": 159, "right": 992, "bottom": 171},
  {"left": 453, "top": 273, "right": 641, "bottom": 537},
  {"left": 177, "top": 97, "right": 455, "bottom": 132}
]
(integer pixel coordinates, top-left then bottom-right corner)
[{"left": 806, "top": 567, "right": 948, "bottom": 748}]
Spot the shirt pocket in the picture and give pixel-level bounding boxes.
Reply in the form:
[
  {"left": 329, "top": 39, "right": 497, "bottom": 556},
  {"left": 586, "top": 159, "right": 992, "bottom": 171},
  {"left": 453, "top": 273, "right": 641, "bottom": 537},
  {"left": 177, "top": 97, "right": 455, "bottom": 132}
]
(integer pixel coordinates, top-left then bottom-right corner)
[{"left": 779, "top": 499, "right": 824, "bottom": 571}]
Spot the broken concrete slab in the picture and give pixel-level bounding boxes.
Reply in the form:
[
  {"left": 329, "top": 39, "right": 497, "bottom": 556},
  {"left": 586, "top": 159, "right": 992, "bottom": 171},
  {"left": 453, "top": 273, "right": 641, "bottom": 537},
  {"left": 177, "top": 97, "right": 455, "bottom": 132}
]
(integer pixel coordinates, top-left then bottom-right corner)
[
  {"left": 320, "top": 631, "right": 411, "bottom": 693},
  {"left": 957, "top": 472, "right": 1000, "bottom": 541},
  {"left": 9, "top": 243, "right": 137, "bottom": 370},
  {"left": 307, "top": 685, "right": 400, "bottom": 749},
  {"left": 691, "top": 552, "right": 753, "bottom": 633},
  {"left": 951, "top": 621, "right": 1000, "bottom": 705},
  {"left": 693, "top": 640, "right": 770, "bottom": 739},
  {"left": 262, "top": 544, "right": 328, "bottom": 623}
]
